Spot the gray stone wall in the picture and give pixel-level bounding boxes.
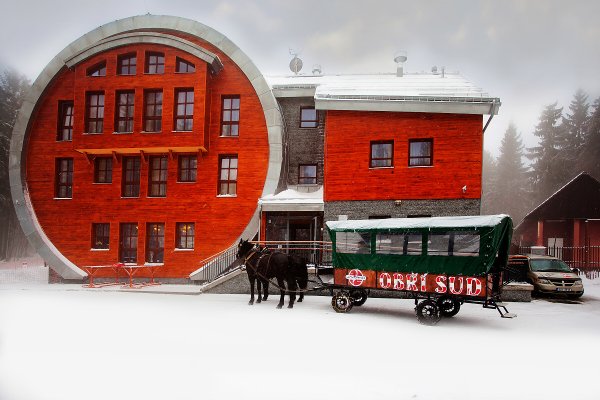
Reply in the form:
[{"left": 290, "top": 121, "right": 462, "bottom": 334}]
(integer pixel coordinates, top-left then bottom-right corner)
[{"left": 276, "top": 97, "right": 325, "bottom": 190}]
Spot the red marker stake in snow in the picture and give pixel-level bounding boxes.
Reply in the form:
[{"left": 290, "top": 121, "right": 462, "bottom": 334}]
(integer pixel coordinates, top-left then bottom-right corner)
[{"left": 346, "top": 269, "right": 367, "bottom": 287}]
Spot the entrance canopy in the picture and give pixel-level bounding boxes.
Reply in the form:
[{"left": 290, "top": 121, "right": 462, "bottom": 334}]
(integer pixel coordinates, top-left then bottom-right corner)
[{"left": 259, "top": 187, "right": 323, "bottom": 212}]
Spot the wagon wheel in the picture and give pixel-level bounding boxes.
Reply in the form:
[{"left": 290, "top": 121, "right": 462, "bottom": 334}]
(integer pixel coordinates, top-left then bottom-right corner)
[
  {"left": 331, "top": 292, "right": 353, "bottom": 313},
  {"left": 437, "top": 296, "right": 461, "bottom": 317},
  {"left": 416, "top": 299, "right": 441, "bottom": 325},
  {"left": 349, "top": 289, "right": 368, "bottom": 306}
]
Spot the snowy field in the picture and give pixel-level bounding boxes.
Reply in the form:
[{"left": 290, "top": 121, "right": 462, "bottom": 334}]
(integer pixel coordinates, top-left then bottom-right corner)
[{"left": 1, "top": 279, "right": 599, "bottom": 400}]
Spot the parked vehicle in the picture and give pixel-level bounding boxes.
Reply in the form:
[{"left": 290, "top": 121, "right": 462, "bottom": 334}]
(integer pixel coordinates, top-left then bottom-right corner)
[
  {"left": 508, "top": 254, "right": 584, "bottom": 298},
  {"left": 320, "top": 214, "right": 516, "bottom": 324}
]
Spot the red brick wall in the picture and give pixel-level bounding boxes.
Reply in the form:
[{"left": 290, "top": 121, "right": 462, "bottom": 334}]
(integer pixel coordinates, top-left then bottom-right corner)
[
  {"left": 324, "top": 111, "right": 483, "bottom": 202},
  {"left": 25, "top": 34, "right": 269, "bottom": 278}
]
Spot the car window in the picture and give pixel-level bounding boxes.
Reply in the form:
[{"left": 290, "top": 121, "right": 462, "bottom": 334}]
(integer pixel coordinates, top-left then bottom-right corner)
[{"left": 530, "top": 259, "right": 571, "bottom": 272}]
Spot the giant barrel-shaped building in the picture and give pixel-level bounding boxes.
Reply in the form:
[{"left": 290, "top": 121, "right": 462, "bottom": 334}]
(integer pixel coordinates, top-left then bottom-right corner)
[{"left": 9, "top": 15, "right": 282, "bottom": 280}]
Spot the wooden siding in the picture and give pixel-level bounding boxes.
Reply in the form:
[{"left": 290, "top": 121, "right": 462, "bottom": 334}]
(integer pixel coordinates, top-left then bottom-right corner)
[
  {"left": 324, "top": 111, "right": 483, "bottom": 202},
  {"left": 25, "top": 35, "right": 269, "bottom": 278}
]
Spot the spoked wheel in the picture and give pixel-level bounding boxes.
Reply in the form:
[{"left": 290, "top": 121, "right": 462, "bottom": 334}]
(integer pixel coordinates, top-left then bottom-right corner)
[
  {"left": 331, "top": 292, "right": 353, "bottom": 313},
  {"left": 416, "top": 299, "right": 441, "bottom": 325},
  {"left": 349, "top": 289, "right": 368, "bottom": 306},
  {"left": 437, "top": 296, "right": 461, "bottom": 317}
]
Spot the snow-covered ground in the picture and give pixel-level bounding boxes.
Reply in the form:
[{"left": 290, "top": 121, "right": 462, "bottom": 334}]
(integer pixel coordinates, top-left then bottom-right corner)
[{"left": 1, "top": 278, "right": 599, "bottom": 400}]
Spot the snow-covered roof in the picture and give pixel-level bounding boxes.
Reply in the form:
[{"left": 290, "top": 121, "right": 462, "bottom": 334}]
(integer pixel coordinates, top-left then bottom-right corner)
[
  {"left": 327, "top": 214, "right": 510, "bottom": 231},
  {"left": 259, "top": 187, "right": 323, "bottom": 212},
  {"left": 266, "top": 72, "right": 500, "bottom": 115}
]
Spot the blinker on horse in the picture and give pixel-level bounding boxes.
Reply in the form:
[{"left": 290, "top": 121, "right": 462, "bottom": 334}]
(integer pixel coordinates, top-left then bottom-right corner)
[{"left": 236, "top": 239, "right": 308, "bottom": 309}]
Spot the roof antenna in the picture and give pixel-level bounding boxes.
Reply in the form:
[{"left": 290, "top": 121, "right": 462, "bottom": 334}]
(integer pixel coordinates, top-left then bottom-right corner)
[
  {"left": 289, "top": 49, "right": 303, "bottom": 75},
  {"left": 394, "top": 51, "right": 407, "bottom": 77}
]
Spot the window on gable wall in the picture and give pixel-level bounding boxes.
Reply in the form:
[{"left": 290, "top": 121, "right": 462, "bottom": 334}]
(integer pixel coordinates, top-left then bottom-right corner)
[
  {"left": 85, "top": 92, "right": 104, "bottom": 133},
  {"left": 122, "top": 157, "right": 141, "bottom": 198},
  {"left": 221, "top": 96, "right": 240, "bottom": 136},
  {"left": 55, "top": 158, "right": 73, "bottom": 198},
  {"left": 146, "top": 223, "right": 165, "bottom": 263},
  {"left": 300, "top": 107, "right": 318, "bottom": 128},
  {"left": 176, "top": 57, "right": 195, "bottom": 73},
  {"left": 370, "top": 141, "right": 393, "bottom": 168},
  {"left": 144, "top": 90, "right": 163, "bottom": 132},
  {"left": 87, "top": 61, "right": 106, "bottom": 77},
  {"left": 176, "top": 222, "right": 195, "bottom": 249},
  {"left": 178, "top": 155, "right": 197, "bottom": 182},
  {"left": 117, "top": 53, "right": 136, "bottom": 75},
  {"left": 174, "top": 89, "right": 194, "bottom": 131},
  {"left": 218, "top": 155, "right": 238, "bottom": 195},
  {"left": 92, "top": 223, "right": 110, "bottom": 249},
  {"left": 298, "top": 164, "right": 317, "bottom": 184},
  {"left": 148, "top": 155, "right": 168, "bottom": 197},
  {"left": 94, "top": 157, "right": 112, "bottom": 183},
  {"left": 409, "top": 139, "right": 433, "bottom": 166},
  {"left": 57, "top": 101, "right": 74, "bottom": 141},
  {"left": 145, "top": 52, "right": 164, "bottom": 74},
  {"left": 115, "top": 90, "right": 135, "bottom": 133}
]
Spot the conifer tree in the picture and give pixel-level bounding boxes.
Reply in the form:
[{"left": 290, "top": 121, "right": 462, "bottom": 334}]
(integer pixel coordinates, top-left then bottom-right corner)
[
  {"left": 480, "top": 150, "right": 498, "bottom": 215},
  {"left": 526, "top": 102, "right": 567, "bottom": 203},
  {"left": 562, "top": 89, "right": 590, "bottom": 176},
  {"left": 579, "top": 97, "right": 600, "bottom": 179}
]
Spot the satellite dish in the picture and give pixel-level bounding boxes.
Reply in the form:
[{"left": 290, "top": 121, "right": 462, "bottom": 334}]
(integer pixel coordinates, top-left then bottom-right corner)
[{"left": 289, "top": 56, "right": 303, "bottom": 75}]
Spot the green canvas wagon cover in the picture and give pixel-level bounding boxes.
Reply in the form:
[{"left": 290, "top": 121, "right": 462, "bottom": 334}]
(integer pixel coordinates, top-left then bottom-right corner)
[{"left": 326, "top": 215, "right": 513, "bottom": 276}]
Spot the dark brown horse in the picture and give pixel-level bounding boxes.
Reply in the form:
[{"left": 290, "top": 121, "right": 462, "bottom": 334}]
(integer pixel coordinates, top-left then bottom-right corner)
[{"left": 237, "top": 239, "right": 308, "bottom": 308}]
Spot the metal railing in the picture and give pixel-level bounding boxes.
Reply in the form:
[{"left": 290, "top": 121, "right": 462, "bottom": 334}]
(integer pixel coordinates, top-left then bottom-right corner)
[{"left": 194, "top": 240, "right": 333, "bottom": 283}]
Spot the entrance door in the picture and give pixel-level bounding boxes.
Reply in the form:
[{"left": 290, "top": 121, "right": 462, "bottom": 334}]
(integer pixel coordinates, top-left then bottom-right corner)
[{"left": 290, "top": 222, "right": 312, "bottom": 242}]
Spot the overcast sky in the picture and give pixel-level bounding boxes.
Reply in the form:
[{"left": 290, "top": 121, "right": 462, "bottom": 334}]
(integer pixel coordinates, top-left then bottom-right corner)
[{"left": 1, "top": 0, "right": 599, "bottom": 156}]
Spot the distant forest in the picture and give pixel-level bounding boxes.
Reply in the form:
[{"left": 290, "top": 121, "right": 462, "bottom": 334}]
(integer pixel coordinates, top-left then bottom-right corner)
[{"left": 1, "top": 67, "right": 599, "bottom": 260}]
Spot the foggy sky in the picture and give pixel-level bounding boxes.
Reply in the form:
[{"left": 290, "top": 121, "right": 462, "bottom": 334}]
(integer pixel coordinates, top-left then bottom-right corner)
[{"left": 1, "top": 0, "right": 599, "bottom": 156}]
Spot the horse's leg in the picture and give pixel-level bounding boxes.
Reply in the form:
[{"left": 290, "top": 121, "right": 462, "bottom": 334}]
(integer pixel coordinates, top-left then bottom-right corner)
[
  {"left": 248, "top": 274, "right": 255, "bottom": 305},
  {"left": 287, "top": 278, "right": 297, "bottom": 309},
  {"left": 298, "top": 278, "right": 306, "bottom": 302},
  {"left": 262, "top": 279, "right": 269, "bottom": 301},
  {"left": 256, "top": 278, "right": 262, "bottom": 303},
  {"left": 276, "top": 277, "right": 285, "bottom": 309}
]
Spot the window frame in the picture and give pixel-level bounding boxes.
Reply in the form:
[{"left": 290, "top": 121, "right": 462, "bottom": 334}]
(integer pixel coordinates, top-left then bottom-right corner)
[
  {"left": 115, "top": 90, "right": 135, "bottom": 133},
  {"left": 370, "top": 140, "right": 394, "bottom": 168},
  {"left": 218, "top": 155, "right": 238, "bottom": 196},
  {"left": 57, "top": 100, "right": 74, "bottom": 141},
  {"left": 121, "top": 156, "right": 141, "bottom": 198},
  {"left": 175, "top": 57, "right": 195, "bottom": 73},
  {"left": 174, "top": 88, "right": 194, "bottom": 131},
  {"left": 298, "top": 164, "right": 317, "bottom": 185},
  {"left": 220, "top": 95, "right": 240, "bottom": 137},
  {"left": 145, "top": 223, "right": 165, "bottom": 263},
  {"left": 91, "top": 223, "right": 110, "bottom": 250},
  {"left": 117, "top": 53, "right": 137, "bottom": 76},
  {"left": 94, "top": 157, "right": 113, "bottom": 184},
  {"left": 408, "top": 138, "right": 434, "bottom": 167},
  {"left": 175, "top": 222, "right": 195, "bottom": 250},
  {"left": 145, "top": 52, "right": 165, "bottom": 74},
  {"left": 178, "top": 154, "right": 197, "bottom": 183},
  {"left": 55, "top": 158, "right": 73, "bottom": 199},
  {"left": 85, "top": 91, "right": 105, "bottom": 134},
  {"left": 143, "top": 89, "right": 163, "bottom": 132},
  {"left": 119, "top": 223, "right": 138, "bottom": 263},
  {"left": 299, "top": 107, "right": 318, "bottom": 128},
  {"left": 148, "top": 155, "right": 168, "bottom": 197},
  {"left": 86, "top": 61, "right": 106, "bottom": 77}
]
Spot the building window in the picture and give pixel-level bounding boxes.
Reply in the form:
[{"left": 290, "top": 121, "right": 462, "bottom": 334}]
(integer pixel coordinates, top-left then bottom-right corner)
[
  {"left": 300, "top": 107, "right": 318, "bottom": 128},
  {"left": 145, "top": 52, "right": 165, "bottom": 74},
  {"left": 92, "top": 223, "right": 110, "bottom": 249},
  {"left": 119, "top": 223, "right": 138, "bottom": 263},
  {"left": 176, "top": 222, "right": 195, "bottom": 249},
  {"left": 87, "top": 61, "right": 106, "bottom": 77},
  {"left": 174, "top": 89, "right": 194, "bottom": 131},
  {"left": 85, "top": 92, "right": 104, "bottom": 133},
  {"left": 148, "top": 155, "right": 168, "bottom": 197},
  {"left": 221, "top": 96, "right": 240, "bottom": 136},
  {"left": 178, "top": 155, "right": 197, "bottom": 182},
  {"left": 115, "top": 90, "right": 135, "bottom": 133},
  {"left": 57, "top": 101, "right": 74, "bottom": 141},
  {"left": 370, "top": 141, "right": 393, "bottom": 168},
  {"left": 143, "top": 90, "right": 162, "bottom": 132},
  {"left": 55, "top": 158, "right": 73, "bottom": 198},
  {"left": 94, "top": 157, "right": 112, "bottom": 183},
  {"left": 122, "top": 157, "right": 141, "bottom": 198},
  {"left": 176, "top": 57, "right": 195, "bottom": 73},
  {"left": 409, "top": 139, "right": 433, "bottom": 166},
  {"left": 117, "top": 53, "right": 136, "bottom": 75},
  {"left": 218, "top": 155, "right": 238, "bottom": 196},
  {"left": 298, "top": 164, "right": 317, "bottom": 184},
  {"left": 146, "top": 223, "right": 165, "bottom": 263}
]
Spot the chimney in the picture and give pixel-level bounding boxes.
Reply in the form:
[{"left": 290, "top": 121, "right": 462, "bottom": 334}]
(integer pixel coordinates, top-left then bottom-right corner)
[{"left": 394, "top": 51, "right": 407, "bottom": 77}]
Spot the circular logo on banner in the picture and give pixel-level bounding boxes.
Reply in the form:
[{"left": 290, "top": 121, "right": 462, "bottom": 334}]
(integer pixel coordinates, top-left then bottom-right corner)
[{"left": 346, "top": 269, "right": 366, "bottom": 287}]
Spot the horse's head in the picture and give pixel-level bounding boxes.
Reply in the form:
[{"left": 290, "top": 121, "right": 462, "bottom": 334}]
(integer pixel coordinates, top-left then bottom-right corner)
[{"left": 236, "top": 239, "right": 254, "bottom": 259}]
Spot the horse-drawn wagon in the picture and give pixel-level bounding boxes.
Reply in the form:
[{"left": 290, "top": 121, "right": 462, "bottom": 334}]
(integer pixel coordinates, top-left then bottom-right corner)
[{"left": 322, "top": 215, "right": 516, "bottom": 324}]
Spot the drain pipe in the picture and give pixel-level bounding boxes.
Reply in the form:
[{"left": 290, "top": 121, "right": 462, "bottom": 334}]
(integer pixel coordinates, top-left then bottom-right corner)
[{"left": 482, "top": 99, "right": 499, "bottom": 134}]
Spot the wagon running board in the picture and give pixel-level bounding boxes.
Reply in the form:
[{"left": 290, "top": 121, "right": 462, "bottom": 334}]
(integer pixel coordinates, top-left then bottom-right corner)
[{"left": 483, "top": 301, "right": 517, "bottom": 319}]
